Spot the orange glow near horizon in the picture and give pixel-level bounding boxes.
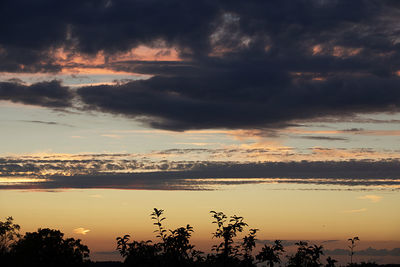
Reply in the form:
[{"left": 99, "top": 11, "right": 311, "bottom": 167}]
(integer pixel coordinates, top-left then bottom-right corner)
[{"left": 1, "top": 186, "right": 399, "bottom": 262}]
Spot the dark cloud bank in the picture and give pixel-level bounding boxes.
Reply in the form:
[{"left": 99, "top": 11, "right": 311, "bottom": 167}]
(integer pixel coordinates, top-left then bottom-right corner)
[
  {"left": 1, "top": 0, "right": 400, "bottom": 130},
  {"left": 0, "top": 80, "right": 72, "bottom": 108},
  {"left": 1, "top": 159, "right": 400, "bottom": 190}
]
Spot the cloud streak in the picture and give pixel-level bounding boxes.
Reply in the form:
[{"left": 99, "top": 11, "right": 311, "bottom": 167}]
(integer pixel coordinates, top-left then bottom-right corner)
[
  {"left": 342, "top": 208, "right": 367, "bottom": 213},
  {"left": 358, "top": 195, "right": 383, "bottom": 203},
  {"left": 1, "top": 155, "right": 400, "bottom": 190},
  {"left": 326, "top": 247, "right": 400, "bottom": 257}
]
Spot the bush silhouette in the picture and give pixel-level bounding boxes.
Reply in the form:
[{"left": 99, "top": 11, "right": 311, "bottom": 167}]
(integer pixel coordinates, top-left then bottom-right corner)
[
  {"left": 117, "top": 208, "right": 202, "bottom": 267},
  {"left": 287, "top": 241, "right": 324, "bottom": 267},
  {"left": 116, "top": 208, "right": 337, "bottom": 267},
  {"left": 11, "top": 228, "right": 90, "bottom": 267},
  {"left": 256, "top": 240, "right": 284, "bottom": 267},
  {"left": 3, "top": 214, "right": 367, "bottom": 267}
]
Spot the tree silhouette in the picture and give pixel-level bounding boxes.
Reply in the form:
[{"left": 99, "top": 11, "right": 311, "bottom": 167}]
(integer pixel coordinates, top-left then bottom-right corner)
[
  {"left": 0, "top": 216, "right": 21, "bottom": 265},
  {"left": 256, "top": 240, "right": 284, "bottom": 267},
  {"left": 348, "top": 236, "right": 360, "bottom": 265},
  {"left": 210, "top": 211, "right": 248, "bottom": 260},
  {"left": 11, "top": 228, "right": 90, "bottom": 267}
]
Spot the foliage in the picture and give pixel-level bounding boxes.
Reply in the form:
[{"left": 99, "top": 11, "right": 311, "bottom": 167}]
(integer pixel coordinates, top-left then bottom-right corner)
[
  {"left": 205, "top": 211, "right": 261, "bottom": 266},
  {"left": 116, "top": 235, "right": 161, "bottom": 267},
  {"left": 11, "top": 228, "right": 90, "bottom": 267},
  {"left": 326, "top": 256, "right": 337, "bottom": 267},
  {"left": 256, "top": 240, "right": 284, "bottom": 267},
  {"left": 116, "top": 208, "right": 201, "bottom": 267},
  {"left": 287, "top": 241, "right": 324, "bottom": 267},
  {"left": 210, "top": 211, "right": 247, "bottom": 258},
  {"left": 241, "top": 228, "right": 258, "bottom": 266},
  {"left": 114, "top": 209, "right": 345, "bottom": 267}
]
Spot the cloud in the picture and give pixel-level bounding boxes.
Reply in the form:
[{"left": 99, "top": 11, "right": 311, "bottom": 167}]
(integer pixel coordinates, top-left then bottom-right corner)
[
  {"left": 76, "top": 68, "right": 400, "bottom": 131},
  {"left": 1, "top": 1, "right": 400, "bottom": 130},
  {"left": 326, "top": 247, "right": 400, "bottom": 256},
  {"left": 358, "top": 195, "right": 383, "bottom": 203},
  {"left": 0, "top": 80, "right": 72, "bottom": 108},
  {"left": 256, "top": 240, "right": 301, "bottom": 247},
  {"left": 299, "top": 136, "right": 348, "bottom": 141},
  {"left": 1, "top": 151, "right": 400, "bottom": 180},
  {"left": 20, "top": 120, "right": 74, "bottom": 127},
  {"left": 342, "top": 208, "right": 367, "bottom": 213},
  {"left": 101, "top": 134, "right": 123, "bottom": 139},
  {"left": 73, "top": 227, "right": 90, "bottom": 235},
  {"left": 0, "top": 155, "right": 400, "bottom": 190},
  {"left": 257, "top": 239, "right": 339, "bottom": 246}
]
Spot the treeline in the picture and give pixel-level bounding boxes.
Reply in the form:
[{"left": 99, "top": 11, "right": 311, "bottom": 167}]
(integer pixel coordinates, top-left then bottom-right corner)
[{"left": 0, "top": 210, "right": 396, "bottom": 267}]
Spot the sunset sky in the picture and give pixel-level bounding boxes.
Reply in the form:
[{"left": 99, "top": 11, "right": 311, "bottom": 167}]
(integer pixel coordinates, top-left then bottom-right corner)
[{"left": 0, "top": 0, "right": 400, "bottom": 264}]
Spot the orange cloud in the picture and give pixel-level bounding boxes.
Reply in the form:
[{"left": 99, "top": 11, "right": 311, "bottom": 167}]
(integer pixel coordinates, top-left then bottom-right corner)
[
  {"left": 312, "top": 44, "right": 323, "bottom": 55},
  {"left": 311, "top": 44, "right": 362, "bottom": 58},
  {"left": 73, "top": 228, "right": 91, "bottom": 235},
  {"left": 109, "top": 45, "right": 180, "bottom": 62},
  {"left": 333, "top": 46, "right": 362, "bottom": 58},
  {"left": 52, "top": 45, "right": 180, "bottom": 76}
]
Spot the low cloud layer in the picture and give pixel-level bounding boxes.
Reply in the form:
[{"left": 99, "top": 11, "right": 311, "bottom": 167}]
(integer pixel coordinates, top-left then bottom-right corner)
[
  {"left": 1, "top": 156, "right": 399, "bottom": 190},
  {"left": 326, "top": 247, "right": 400, "bottom": 257},
  {"left": 1, "top": 1, "right": 400, "bottom": 130}
]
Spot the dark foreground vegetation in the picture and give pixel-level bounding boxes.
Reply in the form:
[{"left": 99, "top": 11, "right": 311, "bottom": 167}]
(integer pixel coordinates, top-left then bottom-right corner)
[{"left": 1, "top": 210, "right": 399, "bottom": 267}]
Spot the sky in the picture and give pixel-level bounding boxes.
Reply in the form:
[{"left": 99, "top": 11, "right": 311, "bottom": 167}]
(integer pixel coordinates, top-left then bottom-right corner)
[{"left": 0, "top": 0, "right": 400, "bottom": 264}]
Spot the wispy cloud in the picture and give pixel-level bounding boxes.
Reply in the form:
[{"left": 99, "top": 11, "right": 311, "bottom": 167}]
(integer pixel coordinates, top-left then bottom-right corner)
[
  {"left": 357, "top": 195, "right": 383, "bottom": 203},
  {"left": 298, "top": 136, "right": 348, "bottom": 141},
  {"left": 20, "top": 120, "right": 74, "bottom": 127},
  {"left": 342, "top": 208, "right": 367, "bottom": 213},
  {"left": 326, "top": 247, "right": 400, "bottom": 256},
  {"left": 73, "top": 228, "right": 90, "bottom": 235},
  {"left": 175, "top": 142, "right": 218, "bottom": 146}
]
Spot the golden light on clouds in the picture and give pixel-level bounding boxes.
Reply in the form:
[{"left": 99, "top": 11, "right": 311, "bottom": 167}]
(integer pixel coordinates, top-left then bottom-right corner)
[
  {"left": 111, "top": 45, "right": 180, "bottom": 62},
  {"left": 0, "top": 177, "right": 47, "bottom": 185}
]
